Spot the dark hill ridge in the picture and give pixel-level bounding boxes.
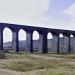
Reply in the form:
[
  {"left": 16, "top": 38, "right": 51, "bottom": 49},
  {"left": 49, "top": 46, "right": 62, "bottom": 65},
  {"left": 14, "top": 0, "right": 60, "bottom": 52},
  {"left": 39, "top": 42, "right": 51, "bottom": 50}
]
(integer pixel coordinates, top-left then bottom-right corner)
[{"left": 3, "top": 37, "right": 74, "bottom": 52}]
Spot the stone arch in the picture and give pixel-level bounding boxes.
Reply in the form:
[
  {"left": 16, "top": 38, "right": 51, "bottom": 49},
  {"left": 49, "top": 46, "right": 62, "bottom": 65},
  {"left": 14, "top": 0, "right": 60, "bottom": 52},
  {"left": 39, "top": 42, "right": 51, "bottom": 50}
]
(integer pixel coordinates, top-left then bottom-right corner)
[
  {"left": 51, "top": 32, "right": 59, "bottom": 53},
  {"left": 33, "top": 31, "right": 39, "bottom": 40},
  {"left": 3, "top": 27, "right": 12, "bottom": 50},
  {"left": 19, "top": 29, "right": 26, "bottom": 41},
  {"left": 59, "top": 33, "right": 69, "bottom": 53},
  {"left": 18, "top": 29, "right": 26, "bottom": 50},
  {"left": 70, "top": 34, "right": 74, "bottom": 37},
  {"left": 59, "top": 33, "right": 63, "bottom": 37},
  {"left": 70, "top": 34, "right": 75, "bottom": 53},
  {"left": 59, "top": 33, "right": 64, "bottom": 53},
  {"left": 47, "top": 32, "right": 53, "bottom": 52},
  {"left": 47, "top": 32, "right": 53, "bottom": 39},
  {"left": 32, "top": 30, "right": 39, "bottom": 52}
]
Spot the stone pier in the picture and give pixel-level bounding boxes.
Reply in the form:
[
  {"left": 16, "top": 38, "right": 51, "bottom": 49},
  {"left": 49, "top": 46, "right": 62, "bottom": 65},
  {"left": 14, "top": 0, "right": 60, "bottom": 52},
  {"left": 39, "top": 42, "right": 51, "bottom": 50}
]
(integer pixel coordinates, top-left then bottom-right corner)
[
  {"left": 12, "top": 31, "right": 19, "bottom": 52},
  {"left": 0, "top": 30, "right": 3, "bottom": 50},
  {"left": 26, "top": 31, "right": 33, "bottom": 53}
]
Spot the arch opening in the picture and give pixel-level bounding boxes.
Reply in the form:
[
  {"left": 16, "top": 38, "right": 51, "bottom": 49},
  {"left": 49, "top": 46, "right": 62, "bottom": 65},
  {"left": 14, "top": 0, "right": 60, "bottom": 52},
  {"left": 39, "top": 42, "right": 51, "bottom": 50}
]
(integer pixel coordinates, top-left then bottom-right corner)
[
  {"left": 33, "top": 31, "right": 39, "bottom": 52},
  {"left": 3, "top": 27, "right": 12, "bottom": 50},
  {"left": 18, "top": 29, "right": 26, "bottom": 50},
  {"left": 70, "top": 34, "right": 74, "bottom": 37},
  {"left": 47, "top": 32, "right": 53, "bottom": 52},
  {"left": 59, "top": 33, "right": 64, "bottom": 53},
  {"left": 47, "top": 32, "right": 53, "bottom": 39},
  {"left": 59, "top": 33, "right": 63, "bottom": 37},
  {"left": 70, "top": 34, "right": 74, "bottom": 52},
  {"left": 33, "top": 31, "right": 39, "bottom": 40}
]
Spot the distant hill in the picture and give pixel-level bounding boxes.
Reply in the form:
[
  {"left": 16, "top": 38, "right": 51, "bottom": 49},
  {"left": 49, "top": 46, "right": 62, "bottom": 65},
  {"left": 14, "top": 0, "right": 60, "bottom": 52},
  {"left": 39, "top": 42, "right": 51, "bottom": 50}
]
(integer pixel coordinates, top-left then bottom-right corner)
[{"left": 3, "top": 39, "right": 52, "bottom": 50}]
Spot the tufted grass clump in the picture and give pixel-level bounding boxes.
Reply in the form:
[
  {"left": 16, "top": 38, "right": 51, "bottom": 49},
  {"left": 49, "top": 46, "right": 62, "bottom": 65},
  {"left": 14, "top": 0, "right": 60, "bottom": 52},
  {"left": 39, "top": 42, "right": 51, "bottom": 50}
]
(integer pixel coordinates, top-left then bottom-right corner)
[
  {"left": 1, "top": 60, "right": 53, "bottom": 72},
  {"left": 0, "top": 51, "right": 6, "bottom": 59}
]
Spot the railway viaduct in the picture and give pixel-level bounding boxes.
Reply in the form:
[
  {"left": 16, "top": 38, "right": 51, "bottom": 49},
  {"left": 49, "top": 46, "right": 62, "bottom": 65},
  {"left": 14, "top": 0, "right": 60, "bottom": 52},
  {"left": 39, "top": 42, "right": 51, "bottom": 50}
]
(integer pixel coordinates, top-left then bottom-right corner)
[{"left": 0, "top": 23, "right": 75, "bottom": 53}]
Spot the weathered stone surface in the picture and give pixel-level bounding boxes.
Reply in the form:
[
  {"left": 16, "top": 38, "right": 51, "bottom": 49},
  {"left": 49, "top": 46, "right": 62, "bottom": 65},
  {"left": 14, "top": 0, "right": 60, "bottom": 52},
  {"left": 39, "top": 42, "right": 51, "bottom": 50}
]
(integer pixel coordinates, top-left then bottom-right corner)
[
  {"left": 70, "top": 37, "right": 75, "bottom": 53},
  {"left": 38, "top": 34, "right": 43, "bottom": 53},
  {"left": 26, "top": 32, "right": 33, "bottom": 53},
  {"left": 59, "top": 36, "right": 69, "bottom": 53},
  {"left": 12, "top": 32, "right": 19, "bottom": 52},
  {"left": 52, "top": 35, "right": 58, "bottom": 53}
]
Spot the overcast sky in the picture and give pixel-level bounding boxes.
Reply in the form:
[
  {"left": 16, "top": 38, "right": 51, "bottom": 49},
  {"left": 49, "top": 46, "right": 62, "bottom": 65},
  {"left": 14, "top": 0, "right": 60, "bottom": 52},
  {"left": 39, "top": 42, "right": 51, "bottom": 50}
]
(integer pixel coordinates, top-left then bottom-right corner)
[{"left": 1, "top": 0, "right": 75, "bottom": 42}]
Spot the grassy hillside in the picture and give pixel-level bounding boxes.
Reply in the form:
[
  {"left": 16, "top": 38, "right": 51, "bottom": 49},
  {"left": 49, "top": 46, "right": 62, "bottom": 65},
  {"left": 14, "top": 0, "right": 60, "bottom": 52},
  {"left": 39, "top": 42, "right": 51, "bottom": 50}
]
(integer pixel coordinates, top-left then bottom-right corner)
[{"left": 0, "top": 51, "right": 75, "bottom": 75}]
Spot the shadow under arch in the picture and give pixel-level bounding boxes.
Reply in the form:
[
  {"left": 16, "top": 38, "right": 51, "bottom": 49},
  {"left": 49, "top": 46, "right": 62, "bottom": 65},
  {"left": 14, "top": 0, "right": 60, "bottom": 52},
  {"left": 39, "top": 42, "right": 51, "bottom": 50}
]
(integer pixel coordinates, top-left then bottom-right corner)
[
  {"left": 3, "top": 27, "right": 12, "bottom": 50},
  {"left": 18, "top": 29, "right": 26, "bottom": 51}
]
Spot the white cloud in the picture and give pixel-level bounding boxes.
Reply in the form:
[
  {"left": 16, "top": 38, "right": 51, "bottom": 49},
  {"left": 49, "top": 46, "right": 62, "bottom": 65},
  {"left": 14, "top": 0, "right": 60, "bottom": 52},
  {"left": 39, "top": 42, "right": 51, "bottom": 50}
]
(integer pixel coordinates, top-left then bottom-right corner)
[
  {"left": 64, "top": 3, "right": 75, "bottom": 17},
  {"left": 0, "top": 0, "right": 49, "bottom": 26},
  {"left": 0, "top": 0, "right": 50, "bottom": 42},
  {"left": 63, "top": 3, "right": 75, "bottom": 30}
]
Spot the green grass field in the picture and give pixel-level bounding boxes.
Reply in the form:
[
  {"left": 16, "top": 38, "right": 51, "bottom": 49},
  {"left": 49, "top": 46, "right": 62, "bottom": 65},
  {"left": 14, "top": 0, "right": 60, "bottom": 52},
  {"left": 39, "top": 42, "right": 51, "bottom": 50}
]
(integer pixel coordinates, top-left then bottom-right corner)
[{"left": 0, "top": 51, "right": 75, "bottom": 75}]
